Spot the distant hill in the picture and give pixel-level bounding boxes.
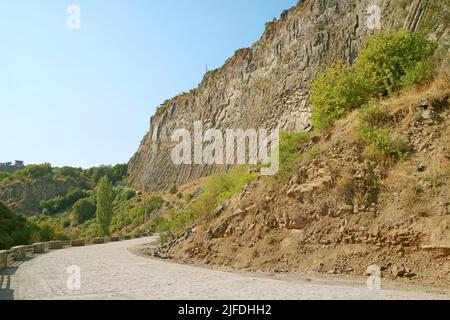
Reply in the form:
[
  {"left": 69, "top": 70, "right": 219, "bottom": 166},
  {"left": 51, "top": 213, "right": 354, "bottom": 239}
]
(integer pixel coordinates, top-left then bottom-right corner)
[{"left": 0, "top": 161, "right": 25, "bottom": 174}]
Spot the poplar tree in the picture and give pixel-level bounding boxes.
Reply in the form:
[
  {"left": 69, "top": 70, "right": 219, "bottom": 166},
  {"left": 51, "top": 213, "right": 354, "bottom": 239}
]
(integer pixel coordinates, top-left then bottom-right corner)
[{"left": 96, "top": 176, "right": 113, "bottom": 236}]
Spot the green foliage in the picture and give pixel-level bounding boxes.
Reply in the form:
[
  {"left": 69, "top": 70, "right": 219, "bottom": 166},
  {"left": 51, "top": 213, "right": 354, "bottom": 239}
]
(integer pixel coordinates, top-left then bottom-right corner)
[
  {"left": 358, "top": 103, "right": 392, "bottom": 127},
  {"left": 40, "top": 187, "right": 87, "bottom": 215},
  {"left": 149, "top": 167, "right": 256, "bottom": 235},
  {"left": 0, "top": 201, "right": 29, "bottom": 249},
  {"left": 0, "top": 201, "right": 68, "bottom": 249},
  {"left": 355, "top": 30, "right": 437, "bottom": 96},
  {"left": 82, "top": 164, "right": 128, "bottom": 184},
  {"left": 0, "top": 172, "right": 9, "bottom": 182},
  {"left": 72, "top": 197, "right": 96, "bottom": 225},
  {"left": 0, "top": 161, "right": 25, "bottom": 174},
  {"left": 56, "top": 166, "right": 83, "bottom": 179},
  {"left": 184, "top": 193, "right": 193, "bottom": 203},
  {"left": 110, "top": 196, "right": 164, "bottom": 234},
  {"left": 311, "top": 63, "right": 369, "bottom": 129},
  {"left": 356, "top": 107, "right": 410, "bottom": 160},
  {"left": 96, "top": 176, "right": 114, "bottom": 236},
  {"left": 279, "top": 132, "right": 311, "bottom": 179},
  {"left": 14, "top": 163, "right": 54, "bottom": 180},
  {"left": 79, "top": 220, "right": 100, "bottom": 240},
  {"left": 114, "top": 187, "right": 136, "bottom": 202}
]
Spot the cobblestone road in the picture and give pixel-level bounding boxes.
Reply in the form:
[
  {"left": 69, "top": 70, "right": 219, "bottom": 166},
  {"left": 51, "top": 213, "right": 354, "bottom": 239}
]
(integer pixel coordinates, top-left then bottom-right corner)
[{"left": 1, "top": 237, "right": 448, "bottom": 300}]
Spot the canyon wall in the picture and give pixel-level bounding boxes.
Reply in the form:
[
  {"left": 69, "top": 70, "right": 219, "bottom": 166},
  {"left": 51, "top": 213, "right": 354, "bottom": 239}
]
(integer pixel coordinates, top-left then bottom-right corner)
[{"left": 127, "top": 0, "right": 438, "bottom": 191}]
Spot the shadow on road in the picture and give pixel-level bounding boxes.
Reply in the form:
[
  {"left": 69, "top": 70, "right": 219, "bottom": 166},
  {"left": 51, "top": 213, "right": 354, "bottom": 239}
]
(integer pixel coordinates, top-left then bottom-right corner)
[{"left": 0, "top": 258, "right": 32, "bottom": 301}]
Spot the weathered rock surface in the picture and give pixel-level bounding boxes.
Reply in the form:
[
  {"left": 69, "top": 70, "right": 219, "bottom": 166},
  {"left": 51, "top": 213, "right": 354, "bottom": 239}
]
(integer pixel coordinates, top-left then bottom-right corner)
[
  {"left": 0, "top": 178, "right": 81, "bottom": 216},
  {"left": 127, "top": 0, "right": 446, "bottom": 192},
  {"left": 129, "top": 0, "right": 424, "bottom": 191}
]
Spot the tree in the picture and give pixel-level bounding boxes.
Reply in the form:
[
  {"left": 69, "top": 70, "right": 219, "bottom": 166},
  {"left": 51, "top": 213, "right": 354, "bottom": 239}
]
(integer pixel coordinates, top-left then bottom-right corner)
[
  {"left": 96, "top": 176, "right": 114, "bottom": 236},
  {"left": 72, "top": 198, "right": 96, "bottom": 225}
]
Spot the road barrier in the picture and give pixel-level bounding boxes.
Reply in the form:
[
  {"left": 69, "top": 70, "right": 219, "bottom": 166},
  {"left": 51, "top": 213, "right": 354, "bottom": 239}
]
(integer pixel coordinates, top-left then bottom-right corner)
[
  {"left": 49, "top": 241, "right": 63, "bottom": 250},
  {"left": 10, "top": 246, "right": 27, "bottom": 260},
  {"left": 0, "top": 234, "right": 147, "bottom": 270},
  {"left": 92, "top": 238, "right": 105, "bottom": 244},
  {"left": 0, "top": 250, "right": 7, "bottom": 269},
  {"left": 32, "top": 243, "right": 46, "bottom": 254},
  {"left": 71, "top": 240, "right": 85, "bottom": 247}
]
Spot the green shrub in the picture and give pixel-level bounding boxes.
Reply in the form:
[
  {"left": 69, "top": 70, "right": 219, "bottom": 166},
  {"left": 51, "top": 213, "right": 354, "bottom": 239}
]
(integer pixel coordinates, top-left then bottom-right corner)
[
  {"left": 310, "top": 31, "right": 437, "bottom": 131},
  {"left": 40, "top": 187, "right": 87, "bottom": 215},
  {"left": 356, "top": 121, "right": 409, "bottom": 160},
  {"left": 57, "top": 166, "right": 83, "bottom": 179},
  {"left": 14, "top": 163, "right": 54, "bottom": 180},
  {"left": 355, "top": 30, "right": 437, "bottom": 96},
  {"left": 149, "top": 167, "right": 256, "bottom": 235},
  {"left": 184, "top": 193, "right": 193, "bottom": 203},
  {"left": 110, "top": 196, "right": 164, "bottom": 234},
  {"left": 0, "top": 201, "right": 69, "bottom": 249},
  {"left": 358, "top": 103, "right": 392, "bottom": 127},
  {"left": 114, "top": 187, "right": 136, "bottom": 202},
  {"left": 72, "top": 198, "right": 96, "bottom": 225},
  {"left": 82, "top": 164, "right": 128, "bottom": 184},
  {"left": 279, "top": 132, "right": 311, "bottom": 179},
  {"left": 311, "top": 63, "right": 369, "bottom": 129},
  {"left": 0, "top": 172, "right": 9, "bottom": 182}
]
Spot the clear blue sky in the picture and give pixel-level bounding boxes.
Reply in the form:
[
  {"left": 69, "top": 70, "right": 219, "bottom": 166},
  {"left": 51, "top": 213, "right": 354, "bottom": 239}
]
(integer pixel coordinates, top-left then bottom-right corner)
[{"left": 0, "top": 0, "right": 297, "bottom": 168}]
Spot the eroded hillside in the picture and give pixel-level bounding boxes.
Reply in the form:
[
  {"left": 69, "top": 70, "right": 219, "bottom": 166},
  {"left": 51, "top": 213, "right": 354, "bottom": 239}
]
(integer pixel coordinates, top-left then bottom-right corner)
[{"left": 154, "top": 75, "right": 450, "bottom": 288}]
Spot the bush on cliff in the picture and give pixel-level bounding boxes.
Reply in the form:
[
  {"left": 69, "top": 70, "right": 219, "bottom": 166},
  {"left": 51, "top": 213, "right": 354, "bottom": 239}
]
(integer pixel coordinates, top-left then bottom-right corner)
[
  {"left": 311, "top": 30, "right": 437, "bottom": 130},
  {"left": 311, "top": 63, "right": 369, "bottom": 130},
  {"left": 355, "top": 30, "right": 437, "bottom": 96}
]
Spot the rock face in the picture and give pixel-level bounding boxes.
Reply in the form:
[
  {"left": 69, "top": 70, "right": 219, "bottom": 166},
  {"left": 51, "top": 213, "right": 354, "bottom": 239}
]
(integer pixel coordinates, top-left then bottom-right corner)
[
  {"left": 127, "top": 0, "right": 436, "bottom": 192},
  {"left": 0, "top": 178, "right": 80, "bottom": 215}
]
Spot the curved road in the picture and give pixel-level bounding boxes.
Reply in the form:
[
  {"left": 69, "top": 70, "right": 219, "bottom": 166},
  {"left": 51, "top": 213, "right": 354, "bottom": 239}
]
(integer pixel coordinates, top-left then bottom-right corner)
[{"left": 1, "top": 237, "right": 448, "bottom": 300}]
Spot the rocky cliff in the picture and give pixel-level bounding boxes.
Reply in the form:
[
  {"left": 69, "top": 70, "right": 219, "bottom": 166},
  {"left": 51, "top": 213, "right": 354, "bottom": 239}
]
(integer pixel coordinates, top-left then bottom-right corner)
[
  {"left": 127, "top": 0, "right": 443, "bottom": 192},
  {"left": 0, "top": 178, "right": 81, "bottom": 216}
]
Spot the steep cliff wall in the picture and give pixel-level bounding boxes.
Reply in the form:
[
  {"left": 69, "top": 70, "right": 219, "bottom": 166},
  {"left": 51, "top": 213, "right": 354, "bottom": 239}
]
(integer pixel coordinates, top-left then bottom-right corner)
[
  {"left": 0, "top": 178, "right": 81, "bottom": 216},
  {"left": 127, "top": 0, "right": 436, "bottom": 192}
]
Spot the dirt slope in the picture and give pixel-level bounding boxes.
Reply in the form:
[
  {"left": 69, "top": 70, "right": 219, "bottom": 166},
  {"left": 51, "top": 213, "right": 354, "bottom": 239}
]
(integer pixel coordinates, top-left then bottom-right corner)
[{"left": 158, "top": 75, "right": 450, "bottom": 288}]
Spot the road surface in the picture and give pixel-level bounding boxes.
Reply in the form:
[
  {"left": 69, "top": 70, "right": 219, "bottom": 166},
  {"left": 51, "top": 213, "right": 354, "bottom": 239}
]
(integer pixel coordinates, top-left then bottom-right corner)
[{"left": 1, "top": 237, "right": 449, "bottom": 300}]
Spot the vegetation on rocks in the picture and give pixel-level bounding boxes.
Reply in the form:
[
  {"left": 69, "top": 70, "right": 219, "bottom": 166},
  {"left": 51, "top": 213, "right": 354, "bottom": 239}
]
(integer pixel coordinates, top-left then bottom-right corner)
[{"left": 311, "top": 30, "right": 437, "bottom": 130}]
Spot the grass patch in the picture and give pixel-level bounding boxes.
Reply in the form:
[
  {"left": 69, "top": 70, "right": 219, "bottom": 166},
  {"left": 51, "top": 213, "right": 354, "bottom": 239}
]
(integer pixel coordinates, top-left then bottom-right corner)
[
  {"left": 149, "top": 166, "right": 257, "bottom": 236},
  {"left": 356, "top": 121, "right": 410, "bottom": 160},
  {"left": 279, "top": 132, "right": 311, "bottom": 180}
]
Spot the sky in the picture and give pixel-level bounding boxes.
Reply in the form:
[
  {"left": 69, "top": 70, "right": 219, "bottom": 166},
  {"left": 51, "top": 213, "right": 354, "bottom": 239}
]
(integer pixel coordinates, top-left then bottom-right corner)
[{"left": 0, "top": 0, "right": 297, "bottom": 168}]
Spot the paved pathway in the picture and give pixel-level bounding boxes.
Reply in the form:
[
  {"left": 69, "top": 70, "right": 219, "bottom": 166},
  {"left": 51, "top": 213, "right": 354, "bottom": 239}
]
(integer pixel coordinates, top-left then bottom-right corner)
[{"left": 1, "top": 237, "right": 449, "bottom": 300}]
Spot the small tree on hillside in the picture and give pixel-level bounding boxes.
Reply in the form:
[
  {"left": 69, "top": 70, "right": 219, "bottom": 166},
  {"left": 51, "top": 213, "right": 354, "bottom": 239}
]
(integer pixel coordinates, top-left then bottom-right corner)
[{"left": 96, "top": 176, "right": 113, "bottom": 236}]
